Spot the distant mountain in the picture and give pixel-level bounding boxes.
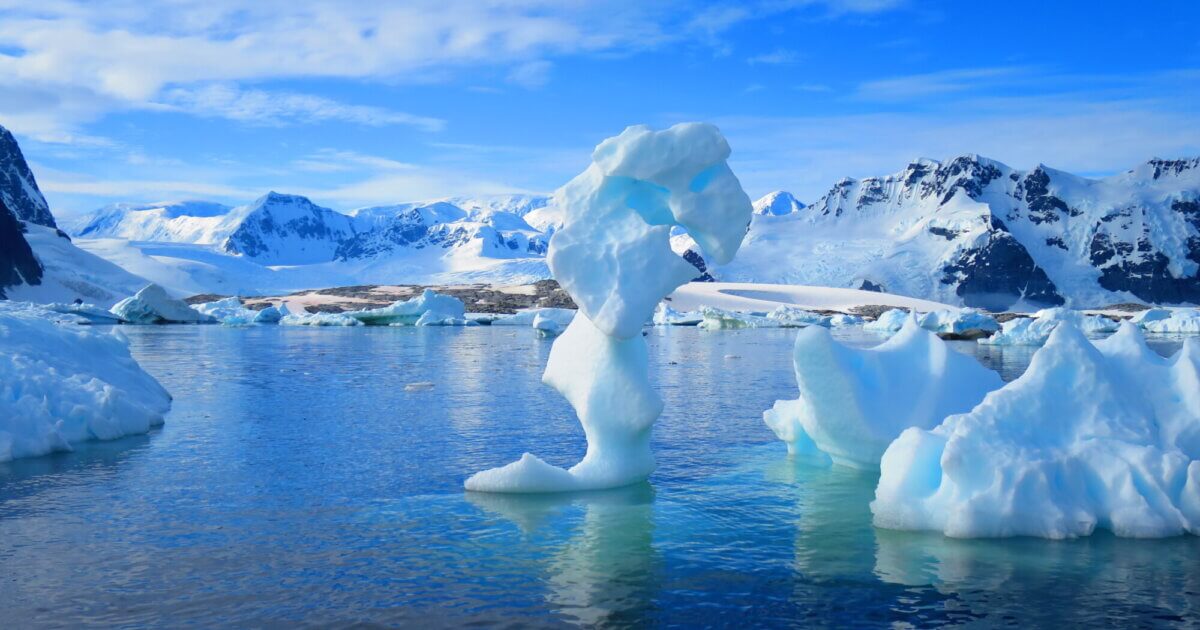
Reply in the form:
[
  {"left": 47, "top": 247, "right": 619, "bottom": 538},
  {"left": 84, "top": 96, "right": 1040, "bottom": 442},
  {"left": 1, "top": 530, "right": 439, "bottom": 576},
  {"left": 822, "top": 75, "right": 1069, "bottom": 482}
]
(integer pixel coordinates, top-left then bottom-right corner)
[
  {"left": 67, "top": 154, "right": 1200, "bottom": 308},
  {"left": 0, "top": 124, "right": 148, "bottom": 305},
  {"left": 753, "top": 191, "right": 805, "bottom": 216},
  {"left": 690, "top": 155, "right": 1200, "bottom": 309}
]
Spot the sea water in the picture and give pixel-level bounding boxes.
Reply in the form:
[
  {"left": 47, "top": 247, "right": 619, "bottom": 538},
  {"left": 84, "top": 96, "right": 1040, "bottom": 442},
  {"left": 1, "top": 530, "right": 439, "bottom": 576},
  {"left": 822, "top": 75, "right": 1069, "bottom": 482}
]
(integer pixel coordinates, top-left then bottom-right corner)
[{"left": 0, "top": 326, "right": 1195, "bottom": 627}]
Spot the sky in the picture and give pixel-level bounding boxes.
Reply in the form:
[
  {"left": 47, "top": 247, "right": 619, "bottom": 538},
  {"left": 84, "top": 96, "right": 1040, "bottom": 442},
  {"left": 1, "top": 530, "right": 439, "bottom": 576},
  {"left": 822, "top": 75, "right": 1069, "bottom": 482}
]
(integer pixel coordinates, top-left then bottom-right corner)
[{"left": 1, "top": 0, "right": 1198, "bottom": 220}]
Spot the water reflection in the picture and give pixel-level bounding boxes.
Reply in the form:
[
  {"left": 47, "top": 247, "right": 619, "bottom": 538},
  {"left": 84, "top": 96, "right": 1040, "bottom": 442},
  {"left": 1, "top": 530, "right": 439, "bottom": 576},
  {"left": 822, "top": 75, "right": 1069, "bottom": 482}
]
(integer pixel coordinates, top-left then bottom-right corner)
[{"left": 467, "top": 484, "right": 659, "bottom": 626}]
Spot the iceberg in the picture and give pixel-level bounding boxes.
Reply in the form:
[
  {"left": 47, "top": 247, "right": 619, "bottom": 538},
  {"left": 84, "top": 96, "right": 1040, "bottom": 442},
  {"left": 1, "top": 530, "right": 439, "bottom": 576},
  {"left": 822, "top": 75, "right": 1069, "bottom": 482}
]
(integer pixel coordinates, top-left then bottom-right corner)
[
  {"left": 1140, "top": 308, "right": 1200, "bottom": 334},
  {"left": 873, "top": 322, "right": 1200, "bottom": 539},
  {"left": 191, "top": 296, "right": 257, "bottom": 326},
  {"left": 979, "top": 307, "right": 1118, "bottom": 346},
  {"left": 764, "top": 318, "right": 1003, "bottom": 469},
  {"left": 532, "top": 310, "right": 574, "bottom": 337},
  {"left": 466, "top": 123, "right": 752, "bottom": 493},
  {"left": 345, "top": 289, "right": 465, "bottom": 326},
  {"left": 698, "top": 306, "right": 777, "bottom": 330},
  {"left": 111, "top": 284, "right": 214, "bottom": 324},
  {"left": 0, "top": 301, "right": 172, "bottom": 462},
  {"left": 917, "top": 309, "right": 999, "bottom": 339},
  {"left": 827, "top": 313, "right": 864, "bottom": 328},
  {"left": 863, "top": 308, "right": 909, "bottom": 334},
  {"left": 252, "top": 303, "right": 288, "bottom": 324},
  {"left": 280, "top": 311, "right": 363, "bottom": 326}
]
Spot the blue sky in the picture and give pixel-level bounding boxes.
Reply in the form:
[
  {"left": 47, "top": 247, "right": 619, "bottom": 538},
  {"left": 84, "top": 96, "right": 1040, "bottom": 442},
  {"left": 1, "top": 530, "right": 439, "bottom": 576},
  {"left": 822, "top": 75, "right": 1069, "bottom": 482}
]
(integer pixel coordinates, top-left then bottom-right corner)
[{"left": 1, "top": 0, "right": 1198, "bottom": 219}]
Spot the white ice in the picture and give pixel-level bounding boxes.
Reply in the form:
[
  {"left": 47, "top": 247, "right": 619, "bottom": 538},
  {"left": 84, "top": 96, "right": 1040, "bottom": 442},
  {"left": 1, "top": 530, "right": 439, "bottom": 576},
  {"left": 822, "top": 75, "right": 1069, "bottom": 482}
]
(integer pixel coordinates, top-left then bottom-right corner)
[
  {"left": 764, "top": 317, "right": 1003, "bottom": 469},
  {"left": 0, "top": 301, "right": 172, "bottom": 462},
  {"left": 345, "top": 289, "right": 465, "bottom": 326},
  {"left": 651, "top": 303, "right": 703, "bottom": 326},
  {"left": 873, "top": 322, "right": 1200, "bottom": 539},
  {"left": 44, "top": 302, "right": 126, "bottom": 324},
  {"left": 110, "top": 283, "right": 213, "bottom": 324},
  {"left": 978, "top": 307, "right": 1118, "bottom": 346},
  {"left": 466, "top": 123, "right": 752, "bottom": 493},
  {"left": 767, "top": 305, "right": 831, "bottom": 327},
  {"left": 280, "top": 311, "right": 363, "bottom": 326},
  {"left": 698, "top": 306, "right": 779, "bottom": 330}
]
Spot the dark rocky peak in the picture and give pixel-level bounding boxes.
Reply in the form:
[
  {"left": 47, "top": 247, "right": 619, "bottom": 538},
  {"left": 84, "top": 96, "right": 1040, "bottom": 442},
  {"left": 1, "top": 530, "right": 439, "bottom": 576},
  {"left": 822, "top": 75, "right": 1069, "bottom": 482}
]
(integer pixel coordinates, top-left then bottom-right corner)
[
  {"left": 0, "top": 124, "right": 56, "bottom": 229},
  {"left": 0, "top": 197, "right": 43, "bottom": 297},
  {"left": 1144, "top": 157, "right": 1200, "bottom": 180},
  {"left": 932, "top": 154, "right": 1005, "bottom": 205}
]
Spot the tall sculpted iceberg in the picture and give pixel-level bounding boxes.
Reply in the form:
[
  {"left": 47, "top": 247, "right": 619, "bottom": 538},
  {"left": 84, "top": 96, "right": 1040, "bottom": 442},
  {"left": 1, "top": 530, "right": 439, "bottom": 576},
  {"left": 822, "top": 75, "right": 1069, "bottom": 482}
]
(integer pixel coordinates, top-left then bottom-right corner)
[
  {"left": 764, "top": 317, "right": 1003, "bottom": 469},
  {"left": 465, "top": 123, "right": 753, "bottom": 492},
  {"left": 873, "top": 322, "right": 1200, "bottom": 538}
]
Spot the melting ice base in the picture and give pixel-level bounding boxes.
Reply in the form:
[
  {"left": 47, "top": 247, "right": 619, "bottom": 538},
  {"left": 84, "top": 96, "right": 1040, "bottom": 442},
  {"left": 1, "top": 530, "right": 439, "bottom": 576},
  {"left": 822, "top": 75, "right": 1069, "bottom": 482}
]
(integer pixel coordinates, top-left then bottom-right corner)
[{"left": 466, "top": 123, "right": 753, "bottom": 493}]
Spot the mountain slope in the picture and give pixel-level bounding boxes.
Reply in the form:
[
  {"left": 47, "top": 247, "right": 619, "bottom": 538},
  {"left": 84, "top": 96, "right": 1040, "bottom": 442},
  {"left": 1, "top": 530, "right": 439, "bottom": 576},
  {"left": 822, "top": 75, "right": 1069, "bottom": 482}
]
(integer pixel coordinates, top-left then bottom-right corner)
[
  {"left": 0, "top": 126, "right": 56, "bottom": 228},
  {"left": 0, "top": 198, "right": 43, "bottom": 298},
  {"left": 695, "top": 155, "right": 1200, "bottom": 309}
]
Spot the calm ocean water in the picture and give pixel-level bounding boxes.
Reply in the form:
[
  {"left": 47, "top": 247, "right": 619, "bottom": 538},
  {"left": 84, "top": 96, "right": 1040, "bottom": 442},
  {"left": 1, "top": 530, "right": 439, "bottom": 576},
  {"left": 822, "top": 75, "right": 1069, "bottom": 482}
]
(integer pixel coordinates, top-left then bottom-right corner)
[{"left": 0, "top": 325, "right": 1196, "bottom": 628}]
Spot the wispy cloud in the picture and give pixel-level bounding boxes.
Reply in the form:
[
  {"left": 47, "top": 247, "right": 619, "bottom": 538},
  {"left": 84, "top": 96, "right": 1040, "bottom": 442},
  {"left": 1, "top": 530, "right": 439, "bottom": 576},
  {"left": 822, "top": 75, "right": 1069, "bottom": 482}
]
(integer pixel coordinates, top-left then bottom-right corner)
[
  {"left": 160, "top": 84, "right": 446, "bottom": 131},
  {"left": 855, "top": 67, "right": 1031, "bottom": 101}
]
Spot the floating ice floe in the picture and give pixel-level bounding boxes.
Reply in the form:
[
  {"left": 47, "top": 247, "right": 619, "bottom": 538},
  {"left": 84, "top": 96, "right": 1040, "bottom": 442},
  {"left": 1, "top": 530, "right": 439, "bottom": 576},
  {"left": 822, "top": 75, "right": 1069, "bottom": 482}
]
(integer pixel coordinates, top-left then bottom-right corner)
[
  {"left": 873, "top": 322, "right": 1200, "bottom": 539},
  {"left": 44, "top": 302, "right": 126, "bottom": 325},
  {"left": 0, "top": 301, "right": 172, "bottom": 462},
  {"left": 532, "top": 310, "right": 574, "bottom": 337},
  {"left": 917, "top": 309, "right": 999, "bottom": 339},
  {"left": 767, "top": 305, "right": 831, "bottom": 327},
  {"left": 111, "top": 284, "right": 214, "bottom": 324},
  {"left": 764, "top": 317, "right": 1002, "bottom": 469},
  {"left": 252, "top": 304, "right": 288, "bottom": 324},
  {"left": 827, "top": 313, "right": 865, "bottom": 327},
  {"left": 466, "top": 123, "right": 752, "bottom": 493},
  {"left": 345, "top": 289, "right": 466, "bottom": 326},
  {"left": 652, "top": 303, "right": 703, "bottom": 326},
  {"left": 978, "top": 307, "right": 1118, "bottom": 346},
  {"left": 280, "top": 311, "right": 363, "bottom": 326},
  {"left": 491, "top": 307, "right": 578, "bottom": 331},
  {"left": 863, "top": 308, "right": 910, "bottom": 334},
  {"left": 698, "top": 306, "right": 777, "bottom": 330},
  {"left": 1137, "top": 308, "right": 1200, "bottom": 334}
]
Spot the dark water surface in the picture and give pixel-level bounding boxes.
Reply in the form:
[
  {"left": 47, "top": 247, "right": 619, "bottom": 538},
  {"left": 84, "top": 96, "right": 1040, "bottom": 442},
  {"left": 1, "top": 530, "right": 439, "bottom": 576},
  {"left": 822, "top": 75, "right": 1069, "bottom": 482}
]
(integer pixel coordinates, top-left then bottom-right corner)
[{"left": 1, "top": 326, "right": 1196, "bottom": 628}]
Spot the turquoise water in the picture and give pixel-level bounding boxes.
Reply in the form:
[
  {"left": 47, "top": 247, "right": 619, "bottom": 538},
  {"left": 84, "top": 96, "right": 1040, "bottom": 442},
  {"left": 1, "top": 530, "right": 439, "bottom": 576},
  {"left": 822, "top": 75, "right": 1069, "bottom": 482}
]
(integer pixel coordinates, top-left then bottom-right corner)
[{"left": 0, "top": 325, "right": 1196, "bottom": 627}]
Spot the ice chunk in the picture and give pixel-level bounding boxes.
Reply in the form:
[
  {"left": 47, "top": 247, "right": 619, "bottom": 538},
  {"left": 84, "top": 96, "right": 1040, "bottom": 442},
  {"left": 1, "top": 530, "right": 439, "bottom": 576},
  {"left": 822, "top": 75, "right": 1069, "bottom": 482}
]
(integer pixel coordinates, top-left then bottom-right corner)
[
  {"left": 652, "top": 303, "right": 703, "bottom": 326},
  {"left": 280, "top": 311, "right": 363, "bottom": 326},
  {"left": 1140, "top": 308, "right": 1200, "bottom": 334},
  {"left": 979, "top": 307, "right": 1118, "bottom": 346},
  {"left": 764, "top": 318, "right": 1003, "bottom": 469},
  {"left": 532, "top": 310, "right": 573, "bottom": 337},
  {"left": 917, "top": 309, "right": 999, "bottom": 338},
  {"left": 468, "top": 123, "right": 752, "bottom": 493},
  {"left": 111, "top": 284, "right": 213, "bottom": 324},
  {"left": 873, "top": 322, "right": 1200, "bottom": 538},
  {"left": 0, "top": 301, "right": 171, "bottom": 462},
  {"left": 827, "top": 313, "right": 864, "bottom": 328},
  {"left": 191, "top": 296, "right": 258, "bottom": 326},
  {"left": 547, "top": 123, "right": 753, "bottom": 340},
  {"left": 863, "top": 308, "right": 909, "bottom": 334},
  {"left": 1131, "top": 308, "right": 1172, "bottom": 328}
]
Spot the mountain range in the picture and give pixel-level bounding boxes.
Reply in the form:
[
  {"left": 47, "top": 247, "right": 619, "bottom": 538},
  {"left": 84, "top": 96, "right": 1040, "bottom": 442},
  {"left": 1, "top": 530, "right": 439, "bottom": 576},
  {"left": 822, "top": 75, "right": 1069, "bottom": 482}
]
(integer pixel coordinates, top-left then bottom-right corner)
[{"left": 4, "top": 119, "right": 1199, "bottom": 309}]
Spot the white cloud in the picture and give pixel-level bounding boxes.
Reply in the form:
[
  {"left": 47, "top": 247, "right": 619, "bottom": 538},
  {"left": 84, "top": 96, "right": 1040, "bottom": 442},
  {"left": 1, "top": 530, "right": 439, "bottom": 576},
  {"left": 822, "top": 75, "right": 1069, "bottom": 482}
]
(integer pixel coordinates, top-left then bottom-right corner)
[
  {"left": 747, "top": 49, "right": 801, "bottom": 65},
  {"left": 507, "top": 61, "right": 553, "bottom": 89},
  {"left": 855, "top": 67, "right": 1030, "bottom": 101}
]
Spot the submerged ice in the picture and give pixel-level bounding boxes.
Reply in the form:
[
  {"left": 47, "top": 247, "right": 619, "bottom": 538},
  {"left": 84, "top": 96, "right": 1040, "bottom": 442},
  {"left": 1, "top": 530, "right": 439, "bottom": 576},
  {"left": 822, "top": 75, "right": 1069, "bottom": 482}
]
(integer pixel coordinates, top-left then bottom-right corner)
[
  {"left": 466, "top": 123, "right": 752, "bottom": 493},
  {"left": 764, "top": 318, "right": 1002, "bottom": 469},
  {"left": 873, "top": 322, "right": 1200, "bottom": 539}
]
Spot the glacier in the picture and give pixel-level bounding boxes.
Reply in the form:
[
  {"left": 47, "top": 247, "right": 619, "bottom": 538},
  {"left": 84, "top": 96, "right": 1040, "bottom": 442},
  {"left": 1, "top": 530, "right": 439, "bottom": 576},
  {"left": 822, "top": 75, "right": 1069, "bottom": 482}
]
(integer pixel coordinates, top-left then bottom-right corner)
[
  {"left": 873, "top": 322, "right": 1200, "bottom": 538},
  {"left": 465, "top": 123, "right": 752, "bottom": 493},
  {"left": 111, "top": 284, "right": 214, "bottom": 324},
  {"left": 763, "top": 318, "right": 1003, "bottom": 469},
  {"left": 0, "top": 301, "right": 172, "bottom": 462}
]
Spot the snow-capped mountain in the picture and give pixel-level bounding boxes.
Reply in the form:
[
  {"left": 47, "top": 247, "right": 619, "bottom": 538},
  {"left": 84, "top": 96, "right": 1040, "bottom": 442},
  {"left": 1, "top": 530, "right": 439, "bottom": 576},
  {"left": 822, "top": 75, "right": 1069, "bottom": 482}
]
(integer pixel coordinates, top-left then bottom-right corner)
[
  {"left": 753, "top": 191, "right": 805, "bottom": 216},
  {"left": 221, "top": 192, "right": 357, "bottom": 265},
  {"left": 696, "top": 155, "right": 1200, "bottom": 309},
  {"left": 70, "top": 200, "right": 233, "bottom": 243},
  {"left": 0, "top": 124, "right": 149, "bottom": 305}
]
